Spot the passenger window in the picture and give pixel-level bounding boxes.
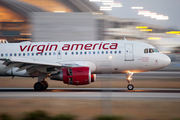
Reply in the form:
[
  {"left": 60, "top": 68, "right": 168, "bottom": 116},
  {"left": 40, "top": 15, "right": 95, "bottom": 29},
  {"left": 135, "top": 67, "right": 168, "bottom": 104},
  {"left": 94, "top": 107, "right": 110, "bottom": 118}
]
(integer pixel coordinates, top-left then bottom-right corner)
[
  {"left": 119, "top": 51, "right": 121, "bottom": 54},
  {"left": 58, "top": 52, "right": 61, "bottom": 55},
  {"left": 23, "top": 53, "right": 25, "bottom": 56},
  {"left": 102, "top": 51, "right": 104, "bottom": 54},
  {"left": 14, "top": 53, "right": 17, "bottom": 56},
  {"left": 149, "top": 48, "right": 154, "bottom": 53},
  {"left": 40, "top": 53, "right": 43, "bottom": 56},
  {"left": 110, "top": 51, "right": 112, "bottom": 54},
  {"left": 5, "top": 53, "right": 8, "bottom": 57},
  {"left": 10, "top": 53, "right": 12, "bottom": 56},
  {"left": 93, "top": 51, "right": 95, "bottom": 54},
  {"left": 144, "top": 49, "right": 148, "bottom": 53},
  {"left": 89, "top": 51, "right": 91, "bottom": 54},
  {"left": 53, "top": 52, "right": 56, "bottom": 55},
  {"left": 76, "top": 52, "right": 78, "bottom": 55},
  {"left": 27, "top": 53, "right": 30, "bottom": 56},
  {"left": 45, "top": 53, "right": 47, "bottom": 56},
  {"left": 32, "top": 53, "right": 34, "bottom": 56},
  {"left": 84, "top": 52, "right": 87, "bottom": 55},
  {"left": 97, "top": 51, "right": 100, "bottom": 54},
  {"left": 106, "top": 51, "right": 108, "bottom": 54},
  {"left": 114, "top": 51, "right": 117, "bottom": 54},
  {"left": 65, "top": 52, "right": 67, "bottom": 55},
  {"left": 19, "top": 53, "right": 21, "bottom": 56},
  {"left": 1, "top": 54, "right": 3, "bottom": 57},
  {"left": 80, "top": 52, "right": 82, "bottom": 55},
  {"left": 36, "top": 53, "right": 39, "bottom": 56},
  {"left": 72, "top": 52, "right": 74, "bottom": 55},
  {"left": 49, "top": 52, "right": 51, "bottom": 56}
]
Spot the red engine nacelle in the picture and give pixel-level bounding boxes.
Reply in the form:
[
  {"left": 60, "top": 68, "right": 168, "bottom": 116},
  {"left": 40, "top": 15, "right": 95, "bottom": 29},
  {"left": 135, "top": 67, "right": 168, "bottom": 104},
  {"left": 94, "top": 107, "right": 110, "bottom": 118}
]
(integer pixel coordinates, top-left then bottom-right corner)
[{"left": 50, "top": 67, "right": 96, "bottom": 85}]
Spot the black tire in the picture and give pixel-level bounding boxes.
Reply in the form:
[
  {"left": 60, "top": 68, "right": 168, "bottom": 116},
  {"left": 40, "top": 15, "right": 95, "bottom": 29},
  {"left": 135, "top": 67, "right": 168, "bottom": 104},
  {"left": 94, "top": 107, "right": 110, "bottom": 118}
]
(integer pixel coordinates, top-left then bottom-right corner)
[
  {"left": 34, "top": 82, "right": 44, "bottom": 91},
  {"left": 41, "top": 81, "right": 48, "bottom": 90},
  {"left": 127, "top": 84, "right": 134, "bottom": 90}
]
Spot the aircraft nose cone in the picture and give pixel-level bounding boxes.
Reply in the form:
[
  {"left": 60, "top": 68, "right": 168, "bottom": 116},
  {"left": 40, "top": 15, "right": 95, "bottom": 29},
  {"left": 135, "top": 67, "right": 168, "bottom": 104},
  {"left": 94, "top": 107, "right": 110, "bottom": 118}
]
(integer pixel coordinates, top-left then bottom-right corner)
[{"left": 162, "top": 54, "right": 171, "bottom": 67}]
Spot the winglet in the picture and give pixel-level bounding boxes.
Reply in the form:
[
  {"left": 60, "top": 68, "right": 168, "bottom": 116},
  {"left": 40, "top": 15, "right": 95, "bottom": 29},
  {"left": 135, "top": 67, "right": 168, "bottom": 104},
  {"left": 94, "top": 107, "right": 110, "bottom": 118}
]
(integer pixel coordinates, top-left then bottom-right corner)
[{"left": 124, "top": 37, "right": 127, "bottom": 41}]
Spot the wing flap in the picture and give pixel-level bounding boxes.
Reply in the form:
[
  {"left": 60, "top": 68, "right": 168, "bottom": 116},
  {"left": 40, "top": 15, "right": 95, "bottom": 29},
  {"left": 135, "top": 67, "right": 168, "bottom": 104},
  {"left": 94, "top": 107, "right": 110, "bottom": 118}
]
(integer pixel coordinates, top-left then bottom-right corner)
[
  {"left": 0, "top": 57, "right": 62, "bottom": 74},
  {"left": 0, "top": 57, "right": 84, "bottom": 74}
]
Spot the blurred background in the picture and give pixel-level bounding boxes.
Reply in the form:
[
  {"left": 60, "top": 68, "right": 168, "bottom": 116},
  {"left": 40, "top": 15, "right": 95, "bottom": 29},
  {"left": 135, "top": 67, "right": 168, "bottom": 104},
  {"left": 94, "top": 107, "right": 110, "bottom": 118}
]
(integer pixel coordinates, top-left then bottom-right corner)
[
  {"left": 0, "top": 0, "right": 180, "bottom": 65},
  {"left": 0, "top": 1, "right": 180, "bottom": 120}
]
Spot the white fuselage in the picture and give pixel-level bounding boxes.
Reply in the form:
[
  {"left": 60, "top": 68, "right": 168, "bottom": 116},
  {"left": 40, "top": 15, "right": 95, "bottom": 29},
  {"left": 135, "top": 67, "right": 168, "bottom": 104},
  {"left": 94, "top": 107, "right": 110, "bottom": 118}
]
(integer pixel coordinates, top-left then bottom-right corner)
[{"left": 0, "top": 40, "right": 171, "bottom": 76}]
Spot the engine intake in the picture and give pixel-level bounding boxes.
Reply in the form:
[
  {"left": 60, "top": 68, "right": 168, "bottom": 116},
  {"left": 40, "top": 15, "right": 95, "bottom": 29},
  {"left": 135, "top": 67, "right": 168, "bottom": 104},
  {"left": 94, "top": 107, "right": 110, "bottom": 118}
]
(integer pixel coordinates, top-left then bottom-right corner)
[{"left": 50, "top": 67, "right": 96, "bottom": 85}]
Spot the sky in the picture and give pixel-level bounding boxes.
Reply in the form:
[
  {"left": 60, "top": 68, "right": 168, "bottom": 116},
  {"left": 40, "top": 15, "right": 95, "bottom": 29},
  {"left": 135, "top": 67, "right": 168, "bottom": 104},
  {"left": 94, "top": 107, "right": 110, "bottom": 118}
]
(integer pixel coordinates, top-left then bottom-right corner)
[{"left": 93, "top": 0, "right": 180, "bottom": 30}]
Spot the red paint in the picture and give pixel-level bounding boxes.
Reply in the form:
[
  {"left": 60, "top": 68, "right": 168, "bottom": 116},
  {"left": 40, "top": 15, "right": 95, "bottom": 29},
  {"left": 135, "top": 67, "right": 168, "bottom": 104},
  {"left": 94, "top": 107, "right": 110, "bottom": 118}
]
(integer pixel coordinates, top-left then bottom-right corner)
[
  {"left": 71, "top": 44, "right": 83, "bottom": 50},
  {"left": 20, "top": 45, "right": 27, "bottom": 51},
  {"left": 102, "top": 43, "right": 109, "bottom": 49},
  {"left": 62, "top": 42, "right": 118, "bottom": 51},
  {"left": 62, "top": 67, "right": 90, "bottom": 85},
  {"left": 20, "top": 42, "right": 118, "bottom": 53},
  {"left": 50, "top": 67, "right": 97, "bottom": 85},
  {"left": 31, "top": 45, "right": 37, "bottom": 51},
  {"left": 142, "top": 57, "right": 149, "bottom": 62},
  {"left": 85, "top": 44, "right": 92, "bottom": 50},
  {"left": 20, "top": 43, "right": 58, "bottom": 53},
  {"left": 50, "top": 67, "right": 92, "bottom": 85},
  {"left": 27, "top": 44, "right": 31, "bottom": 51}
]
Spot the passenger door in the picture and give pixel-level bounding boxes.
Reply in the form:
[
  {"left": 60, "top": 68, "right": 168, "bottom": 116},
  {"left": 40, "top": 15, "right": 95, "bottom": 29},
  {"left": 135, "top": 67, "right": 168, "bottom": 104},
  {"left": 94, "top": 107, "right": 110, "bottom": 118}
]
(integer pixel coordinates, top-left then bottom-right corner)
[{"left": 125, "top": 44, "right": 134, "bottom": 61}]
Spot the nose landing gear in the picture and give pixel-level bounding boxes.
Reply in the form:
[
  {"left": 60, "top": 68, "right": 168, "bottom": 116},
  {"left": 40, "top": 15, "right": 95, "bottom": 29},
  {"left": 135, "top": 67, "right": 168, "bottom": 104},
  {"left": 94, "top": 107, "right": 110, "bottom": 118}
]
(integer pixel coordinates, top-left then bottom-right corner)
[{"left": 126, "top": 72, "right": 134, "bottom": 90}]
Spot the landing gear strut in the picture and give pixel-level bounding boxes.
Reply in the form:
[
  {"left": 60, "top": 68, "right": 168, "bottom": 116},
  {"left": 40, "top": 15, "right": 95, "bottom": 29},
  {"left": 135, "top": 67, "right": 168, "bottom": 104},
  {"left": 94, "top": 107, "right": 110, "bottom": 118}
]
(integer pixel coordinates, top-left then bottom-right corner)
[
  {"left": 34, "top": 73, "right": 49, "bottom": 91},
  {"left": 126, "top": 72, "right": 134, "bottom": 90}
]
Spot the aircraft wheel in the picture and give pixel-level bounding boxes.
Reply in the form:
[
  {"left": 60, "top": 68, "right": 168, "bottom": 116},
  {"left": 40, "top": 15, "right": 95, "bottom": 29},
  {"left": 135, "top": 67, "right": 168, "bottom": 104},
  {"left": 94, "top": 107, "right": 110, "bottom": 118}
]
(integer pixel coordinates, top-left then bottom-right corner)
[
  {"left": 41, "top": 81, "right": 48, "bottom": 90},
  {"left": 34, "top": 82, "right": 44, "bottom": 91},
  {"left": 127, "top": 84, "right": 134, "bottom": 90}
]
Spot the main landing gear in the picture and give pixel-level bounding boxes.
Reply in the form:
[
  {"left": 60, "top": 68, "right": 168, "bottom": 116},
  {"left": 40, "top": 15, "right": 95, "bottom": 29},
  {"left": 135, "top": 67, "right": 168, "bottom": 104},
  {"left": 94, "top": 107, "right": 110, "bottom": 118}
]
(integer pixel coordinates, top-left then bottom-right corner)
[
  {"left": 126, "top": 72, "right": 134, "bottom": 90},
  {"left": 34, "top": 80, "right": 49, "bottom": 91},
  {"left": 34, "top": 73, "right": 49, "bottom": 91}
]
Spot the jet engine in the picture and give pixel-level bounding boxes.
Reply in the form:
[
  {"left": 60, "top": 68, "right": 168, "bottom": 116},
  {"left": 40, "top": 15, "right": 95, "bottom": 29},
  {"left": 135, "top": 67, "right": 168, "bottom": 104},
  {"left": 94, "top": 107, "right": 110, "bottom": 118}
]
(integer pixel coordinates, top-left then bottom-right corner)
[{"left": 50, "top": 67, "right": 96, "bottom": 85}]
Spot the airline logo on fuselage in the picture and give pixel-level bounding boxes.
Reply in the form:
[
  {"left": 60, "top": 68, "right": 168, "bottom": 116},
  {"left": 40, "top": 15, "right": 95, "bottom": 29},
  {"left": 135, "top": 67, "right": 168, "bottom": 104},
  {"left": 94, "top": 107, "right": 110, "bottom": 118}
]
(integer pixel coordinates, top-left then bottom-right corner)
[
  {"left": 19, "top": 42, "right": 118, "bottom": 53},
  {"left": 20, "top": 43, "right": 58, "bottom": 53},
  {"left": 62, "top": 42, "right": 118, "bottom": 51}
]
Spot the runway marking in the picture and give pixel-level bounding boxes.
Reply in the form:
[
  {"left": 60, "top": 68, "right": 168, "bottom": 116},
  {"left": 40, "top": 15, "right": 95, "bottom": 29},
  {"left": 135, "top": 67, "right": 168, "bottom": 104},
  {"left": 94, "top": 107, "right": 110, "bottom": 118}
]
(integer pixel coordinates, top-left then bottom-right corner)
[
  {"left": 0, "top": 88, "right": 180, "bottom": 100},
  {"left": 0, "top": 88, "right": 180, "bottom": 93}
]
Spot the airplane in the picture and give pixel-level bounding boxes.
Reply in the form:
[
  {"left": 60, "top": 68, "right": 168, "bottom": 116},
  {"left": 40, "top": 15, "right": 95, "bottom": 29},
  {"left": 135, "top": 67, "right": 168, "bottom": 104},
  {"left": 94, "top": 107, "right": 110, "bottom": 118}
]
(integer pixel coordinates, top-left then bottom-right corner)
[{"left": 0, "top": 39, "right": 171, "bottom": 91}]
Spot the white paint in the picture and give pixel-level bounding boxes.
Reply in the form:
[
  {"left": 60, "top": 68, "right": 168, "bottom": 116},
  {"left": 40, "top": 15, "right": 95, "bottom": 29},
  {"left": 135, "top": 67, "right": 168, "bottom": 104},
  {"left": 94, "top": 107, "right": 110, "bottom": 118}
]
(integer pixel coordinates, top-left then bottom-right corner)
[{"left": 0, "top": 40, "right": 171, "bottom": 77}]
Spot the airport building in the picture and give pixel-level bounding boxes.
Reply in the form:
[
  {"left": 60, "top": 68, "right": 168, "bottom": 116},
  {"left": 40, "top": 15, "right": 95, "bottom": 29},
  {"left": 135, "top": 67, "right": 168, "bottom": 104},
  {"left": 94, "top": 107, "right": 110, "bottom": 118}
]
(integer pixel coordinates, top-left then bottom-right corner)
[
  {"left": 0, "top": 0, "right": 103, "bottom": 42},
  {"left": 0, "top": 0, "right": 178, "bottom": 46}
]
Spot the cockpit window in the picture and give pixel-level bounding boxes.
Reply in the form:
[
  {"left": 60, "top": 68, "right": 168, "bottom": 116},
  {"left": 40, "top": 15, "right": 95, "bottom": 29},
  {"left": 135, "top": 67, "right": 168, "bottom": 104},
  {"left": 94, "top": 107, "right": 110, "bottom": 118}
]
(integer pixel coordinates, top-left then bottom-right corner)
[
  {"left": 153, "top": 48, "right": 159, "bottom": 52},
  {"left": 144, "top": 48, "right": 148, "bottom": 53},
  {"left": 149, "top": 48, "right": 154, "bottom": 53},
  {"left": 144, "top": 48, "right": 159, "bottom": 54}
]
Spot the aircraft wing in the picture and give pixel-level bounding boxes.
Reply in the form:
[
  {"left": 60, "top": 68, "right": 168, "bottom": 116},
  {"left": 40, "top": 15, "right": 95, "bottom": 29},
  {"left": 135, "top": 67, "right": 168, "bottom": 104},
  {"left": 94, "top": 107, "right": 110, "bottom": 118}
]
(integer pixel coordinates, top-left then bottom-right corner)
[{"left": 0, "top": 57, "right": 80, "bottom": 74}]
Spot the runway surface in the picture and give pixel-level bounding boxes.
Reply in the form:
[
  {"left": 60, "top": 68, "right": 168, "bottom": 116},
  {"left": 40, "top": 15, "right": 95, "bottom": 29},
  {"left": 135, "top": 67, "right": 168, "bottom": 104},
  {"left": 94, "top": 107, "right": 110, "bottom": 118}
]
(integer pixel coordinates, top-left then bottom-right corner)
[
  {"left": 0, "top": 88, "right": 180, "bottom": 100},
  {"left": 97, "top": 71, "right": 180, "bottom": 79}
]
